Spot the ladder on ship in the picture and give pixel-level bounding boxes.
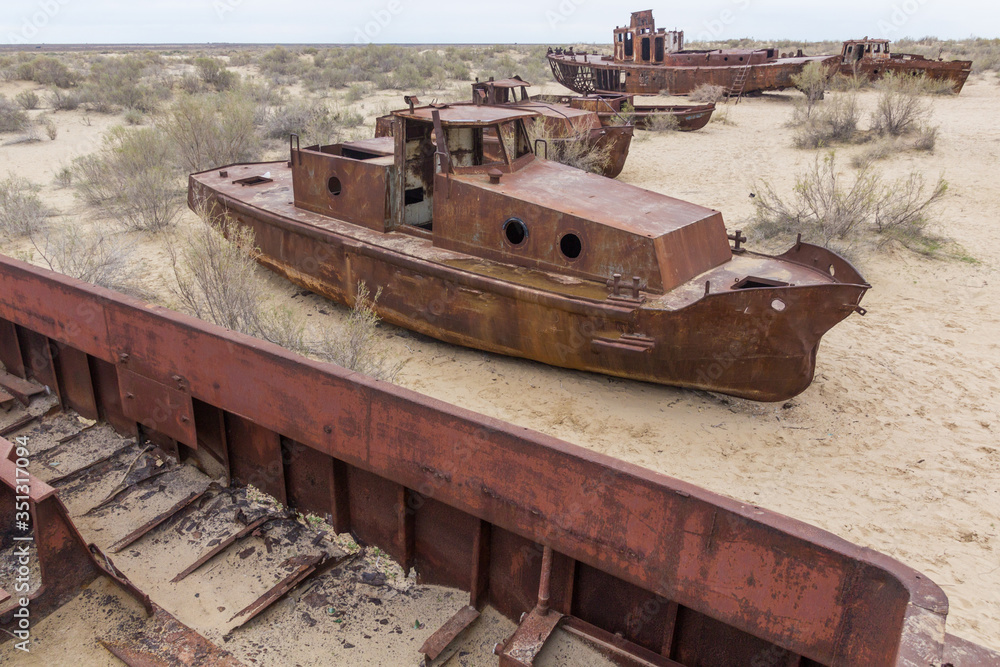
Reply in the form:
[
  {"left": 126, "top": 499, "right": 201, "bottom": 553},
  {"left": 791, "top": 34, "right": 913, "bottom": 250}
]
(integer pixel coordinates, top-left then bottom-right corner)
[{"left": 726, "top": 59, "right": 753, "bottom": 104}]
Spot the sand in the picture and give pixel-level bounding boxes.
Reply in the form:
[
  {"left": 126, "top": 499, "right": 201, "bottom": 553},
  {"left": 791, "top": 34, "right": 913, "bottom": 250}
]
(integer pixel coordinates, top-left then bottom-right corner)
[{"left": 1, "top": 69, "right": 998, "bottom": 655}]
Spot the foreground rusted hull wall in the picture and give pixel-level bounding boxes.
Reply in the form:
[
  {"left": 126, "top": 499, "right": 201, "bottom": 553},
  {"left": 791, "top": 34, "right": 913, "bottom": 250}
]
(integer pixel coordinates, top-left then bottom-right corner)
[
  {"left": 189, "top": 173, "right": 865, "bottom": 402},
  {"left": 0, "top": 255, "right": 983, "bottom": 665}
]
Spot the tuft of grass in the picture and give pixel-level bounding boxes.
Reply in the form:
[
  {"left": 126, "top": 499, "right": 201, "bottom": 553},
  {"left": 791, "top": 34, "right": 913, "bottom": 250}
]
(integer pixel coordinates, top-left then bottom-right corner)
[
  {"left": 54, "top": 166, "right": 73, "bottom": 188},
  {"left": 871, "top": 73, "right": 932, "bottom": 137},
  {"left": 74, "top": 126, "right": 181, "bottom": 231},
  {"left": 644, "top": 113, "right": 680, "bottom": 132},
  {"left": 0, "top": 174, "right": 48, "bottom": 238},
  {"left": 751, "top": 151, "right": 948, "bottom": 254}
]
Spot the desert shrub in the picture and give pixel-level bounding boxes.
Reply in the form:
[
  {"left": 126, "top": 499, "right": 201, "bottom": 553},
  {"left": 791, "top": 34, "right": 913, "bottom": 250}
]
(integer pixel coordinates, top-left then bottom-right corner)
[
  {"left": 170, "top": 209, "right": 307, "bottom": 351},
  {"left": 912, "top": 125, "right": 937, "bottom": 151},
  {"left": 16, "top": 56, "right": 77, "bottom": 88},
  {"left": 15, "top": 90, "right": 40, "bottom": 110},
  {"left": 644, "top": 113, "right": 679, "bottom": 132},
  {"left": 264, "top": 103, "right": 363, "bottom": 143},
  {"left": 345, "top": 83, "right": 370, "bottom": 104},
  {"left": 74, "top": 126, "right": 181, "bottom": 231},
  {"left": 49, "top": 87, "right": 82, "bottom": 111},
  {"left": 793, "top": 92, "right": 860, "bottom": 148},
  {"left": 229, "top": 51, "right": 254, "bottom": 67},
  {"left": 531, "top": 122, "right": 613, "bottom": 174},
  {"left": 179, "top": 72, "right": 204, "bottom": 94},
  {"left": 54, "top": 166, "right": 73, "bottom": 188},
  {"left": 258, "top": 46, "right": 307, "bottom": 80},
  {"left": 751, "top": 151, "right": 947, "bottom": 252},
  {"left": 194, "top": 57, "right": 238, "bottom": 91},
  {"left": 31, "top": 226, "right": 149, "bottom": 298},
  {"left": 123, "top": 108, "right": 145, "bottom": 125},
  {"left": 871, "top": 74, "right": 931, "bottom": 137},
  {"left": 0, "top": 96, "right": 29, "bottom": 133},
  {"left": 689, "top": 84, "right": 726, "bottom": 104},
  {"left": 162, "top": 91, "right": 262, "bottom": 172},
  {"left": 792, "top": 61, "right": 833, "bottom": 112},
  {"left": 41, "top": 116, "right": 57, "bottom": 140},
  {"left": 82, "top": 55, "right": 171, "bottom": 113},
  {"left": 0, "top": 175, "right": 48, "bottom": 238},
  {"left": 310, "top": 282, "right": 402, "bottom": 382}
]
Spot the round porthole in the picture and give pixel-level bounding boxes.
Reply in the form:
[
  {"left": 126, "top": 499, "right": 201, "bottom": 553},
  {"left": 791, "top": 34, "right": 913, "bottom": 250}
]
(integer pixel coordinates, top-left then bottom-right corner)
[
  {"left": 328, "top": 176, "right": 342, "bottom": 196},
  {"left": 560, "top": 233, "right": 582, "bottom": 259},
  {"left": 503, "top": 218, "right": 528, "bottom": 246},
  {"left": 829, "top": 264, "right": 836, "bottom": 277},
  {"left": 771, "top": 298, "right": 786, "bottom": 312}
]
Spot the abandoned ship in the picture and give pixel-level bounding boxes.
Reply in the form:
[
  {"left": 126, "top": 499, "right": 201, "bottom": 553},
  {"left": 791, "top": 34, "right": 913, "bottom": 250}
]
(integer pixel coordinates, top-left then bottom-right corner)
[
  {"left": 837, "top": 37, "right": 972, "bottom": 92},
  {"left": 546, "top": 10, "right": 837, "bottom": 97},
  {"left": 189, "top": 100, "right": 869, "bottom": 402}
]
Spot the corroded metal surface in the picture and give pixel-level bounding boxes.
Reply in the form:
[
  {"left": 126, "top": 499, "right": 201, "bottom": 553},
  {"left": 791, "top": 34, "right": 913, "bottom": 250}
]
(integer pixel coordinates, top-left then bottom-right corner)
[
  {"left": 837, "top": 39, "right": 972, "bottom": 93},
  {"left": 547, "top": 10, "right": 837, "bottom": 96},
  {"left": 2, "top": 256, "right": 999, "bottom": 664}
]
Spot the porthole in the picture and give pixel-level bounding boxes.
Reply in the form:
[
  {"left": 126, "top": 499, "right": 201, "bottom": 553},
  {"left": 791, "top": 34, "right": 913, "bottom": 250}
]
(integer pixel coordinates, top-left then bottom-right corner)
[
  {"left": 328, "top": 176, "right": 342, "bottom": 195},
  {"left": 771, "top": 298, "right": 786, "bottom": 312},
  {"left": 560, "top": 233, "right": 582, "bottom": 259},
  {"left": 829, "top": 264, "right": 836, "bottom": 277},
  {"left": 503, "top": 218, "right": 528, "bottom": 246}
]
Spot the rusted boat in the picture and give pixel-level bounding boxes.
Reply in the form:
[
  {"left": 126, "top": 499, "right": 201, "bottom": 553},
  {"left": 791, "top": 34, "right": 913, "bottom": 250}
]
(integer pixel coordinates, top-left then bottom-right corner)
[
  {"left": 375, "top": 82, "right": 634, "bottom": 178},
  {"left": 547, "top": 10, "right": 838, "bottom": 97},
  {"left": 2, "top": 256, "right": 1000, "bottom": 665},
  {"left": 475, "top": 75, "right": 716, "bottom": 132},
  {"left": 189, "top": 102, "right": 869, "bottom": 402},
  {"left": 837, "top": 38, "right": 972, "bottom": 93}
]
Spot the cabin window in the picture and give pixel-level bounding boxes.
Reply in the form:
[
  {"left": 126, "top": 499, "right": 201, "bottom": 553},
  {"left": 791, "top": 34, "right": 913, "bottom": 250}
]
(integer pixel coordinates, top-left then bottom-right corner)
[
  {"left": 641, "top": 37, "right": 651, "bottom": 61},
  {"left": 497, "top": 121, "right": 531, "bottom": 161},
  {"left": 404, "top": 188, "right": 424, "bottom": 205},
  {"left": 847, "top": 45, "right": 853, "bottom": 54},
  {"left": 503, "top": 218, "right": 528, "bottom": 246},
  {"left": 328, "top": 176, "right": 342, "bottom": 196},
  {"left": 732, "top": 276, "right": 789, "bottom": 290},
  {"left": 624, "top": 32, "right": 634, "bottom": 58},
  {"left": 874, "top": 44, "right": 881, "bottom": 53},
  {"left": 654, "top": 36, "right": 665, "bottom": 61},
  {"left": 559, "top": 233, "right": 582, "bottom": 259}
]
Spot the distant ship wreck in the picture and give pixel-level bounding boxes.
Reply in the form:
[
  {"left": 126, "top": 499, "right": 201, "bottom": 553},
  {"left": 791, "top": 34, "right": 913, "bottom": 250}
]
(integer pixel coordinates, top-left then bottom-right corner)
[{"left": 547, "top": 10, "right": 837, "bottom": 97}]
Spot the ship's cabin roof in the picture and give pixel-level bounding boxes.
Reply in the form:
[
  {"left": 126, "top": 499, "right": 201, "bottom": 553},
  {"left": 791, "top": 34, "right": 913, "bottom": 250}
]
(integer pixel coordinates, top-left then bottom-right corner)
[
  {"left": 390, "top": 103, "right": 537, "bottom": 127},
  {"left": 472, "top": 76, "right": 532, "bottom": 105}
]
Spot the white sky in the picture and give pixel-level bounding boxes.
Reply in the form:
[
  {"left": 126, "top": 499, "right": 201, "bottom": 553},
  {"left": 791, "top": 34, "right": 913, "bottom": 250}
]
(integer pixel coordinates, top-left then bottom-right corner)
[{"left": 2, "top": 1, "right": 997, "bottom": 45}]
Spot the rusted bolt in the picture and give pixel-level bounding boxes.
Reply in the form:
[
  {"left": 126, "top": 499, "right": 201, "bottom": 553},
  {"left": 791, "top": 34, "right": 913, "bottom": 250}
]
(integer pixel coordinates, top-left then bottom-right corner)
[
  {"left": 219, "top": 170, "right": 228, "bottom": 178},
  {"left": 125, "top": 393, "right": 134, "bottom": 400},
  {"left": 180, "top": 415, "right": 190, "bottom": 423},
  {"left": 119, "top": 353, "right": 129, "bottom": 363},
  {"left": 493, "top": 643, "right": 504, "bottom": 656},
  {"left": 488, "top": 168, "right": 503, "bottom": 185},
  {"left": 323, "top": 425, "right": 333, "bottom": 434}
]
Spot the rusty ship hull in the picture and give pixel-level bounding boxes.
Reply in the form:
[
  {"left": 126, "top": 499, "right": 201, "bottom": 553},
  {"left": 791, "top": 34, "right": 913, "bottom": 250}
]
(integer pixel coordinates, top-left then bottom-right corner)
[
  {"left": 841, "top": 55, "right": 972, "bottom": 93},
  {"left": 190, "top": 160, "right": 867, "bottom": 402},
  {"left": 532, "top": 94, "right": 716, "bottom": 131},
  {"left": 547, "top": 50, "right": 837, "bottom": 96}
]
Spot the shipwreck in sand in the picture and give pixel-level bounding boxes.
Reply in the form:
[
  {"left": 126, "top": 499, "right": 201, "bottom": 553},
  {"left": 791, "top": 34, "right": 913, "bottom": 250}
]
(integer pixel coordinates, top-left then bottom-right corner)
[
  {"left": 546, "top": 10, "right": 838, "bottom": 98},
  {"left": 189, "top": 100, "right": 869, "bottom": 402},
  {"left": 1, "top": 256, "right": 998, "bottom": 665},
  {"left": 837, "top": 38, "right": 972, "bottom": 93}
]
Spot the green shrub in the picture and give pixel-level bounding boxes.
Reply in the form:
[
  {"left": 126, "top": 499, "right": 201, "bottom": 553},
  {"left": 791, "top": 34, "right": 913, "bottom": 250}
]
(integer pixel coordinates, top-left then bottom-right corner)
[
  {"left": 194, "top": 57, "right": 238, "bottom": 91},
  {"left": 82, "top": 55, "right": 171, "bottom": 113},
  {"left": 16, "top": 56, "right": 77, "bottom": 88},
  {"left": 793, "top": 93, "right": 860, "bottom": 148},
  {"left": 49, "top": 87, "right": 82, "bottom": 111},
  {"left": 0, "top": 96, "right": 29, "bottom": 133},
  {"left": 15, "top": 90, "right": 40, "bottom": 110},
  {"left": 162, "top": 91, "right": 262, "bottom": 172},
  {"left": 871, "top": 73, "right": 932, "bottom": 137}
]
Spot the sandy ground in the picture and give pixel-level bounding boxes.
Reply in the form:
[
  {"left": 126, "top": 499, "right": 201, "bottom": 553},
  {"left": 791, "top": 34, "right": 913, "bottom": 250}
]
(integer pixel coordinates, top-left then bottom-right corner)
[{"left": 1, "top": 69, "right": 999, "bottom": 656}]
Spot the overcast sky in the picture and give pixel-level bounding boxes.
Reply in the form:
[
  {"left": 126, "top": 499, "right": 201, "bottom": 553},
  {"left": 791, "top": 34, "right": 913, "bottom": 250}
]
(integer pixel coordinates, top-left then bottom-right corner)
[{"left": 2, "top": 1, "right": 997, "bottom": 45}]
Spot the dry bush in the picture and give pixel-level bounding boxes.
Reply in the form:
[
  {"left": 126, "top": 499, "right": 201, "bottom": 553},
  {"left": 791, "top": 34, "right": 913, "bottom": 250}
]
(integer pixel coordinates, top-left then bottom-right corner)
[
  {"left": 53, "top": 166, "right": 72, "bottom": 188},
  {"left": 74, "top": 126, "right": 181, "bottom": 231},
  {"left": 871, "top": 74, "right": 931, "bottom": 137},
  {"left": 264, "top": 102, "right": 363, "bottom": 143},
  {"left": 194, "top": 57, "right": 238, "bottom": 91},
  {"left": 162, "top": 91, "right": 262, "bottom": 172},
  {"left": 752, "top": 151, "right": 948, "bottom": 252},
  {"left": 644, "top": 113, "right": 680, "bottom": 132},
  {"left": 310, "top": 282, "right": 402, "bottom": 382},
  {"left": 41, "top": 116, "right": 57, "bottom": 140},
  {"left": 31, "top": 226, "right": 149, "bottom": 298},
  {"left": 0, "top": 96, "right": 29, "bottom": 133},
  {"left": 15, "top": 90, "right": 39, "bottom": 110},
  {"left": 912, "top": 125, "right": 937, "bottom": 151},
  {"left": 49, "top": 87, "right": 82, "bottom": 111},
  {"left": 689, "top": 84, "right": 726, "bottom": 104},
  {"left": 0, "top": 174, "right": 48, "bottom": 238},
  {"left": 16, "top": 56, "right": 77, "bottom": 88},
  {"left": 82, "top": 55, "right": 171, "bottom": 113},
  {"left": 123, "top": 108, "right": 145, "bottom": 126},
  {"left": 793, "top": 93, "right": 860, "bottom": 148},
  {"left": 529, "top": 118, "right": 613, "bottom": 174}
]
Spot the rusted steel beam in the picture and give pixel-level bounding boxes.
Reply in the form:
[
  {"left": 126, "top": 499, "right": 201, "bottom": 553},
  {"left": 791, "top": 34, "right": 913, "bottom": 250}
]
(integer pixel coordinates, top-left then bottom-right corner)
[
  {"left": 170, "top": 514, "right": 278, "bottom": 583},
  {"left": 0, "top": 318, "right": 25, "bottom": 378},
  {"left": 562, "top": 616, "right": 684, "bottom": 667},
  {"left": 420, "top": 605, "right": 481, "bottom": 661},
  {"left": 0, "top": 256, "right": 990, "bottom": 664},
  {"left": 227, "top": 553, "right": 323, "bottom": 627},
  {"left": 497, "top": 606, "right": 564, "bottom": 667},
  {"left": 110, "top": 489, "right": 209, "bottom": 553},
  {"left": 0, "top": 370, "right": 44, "bottom": 407}
]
